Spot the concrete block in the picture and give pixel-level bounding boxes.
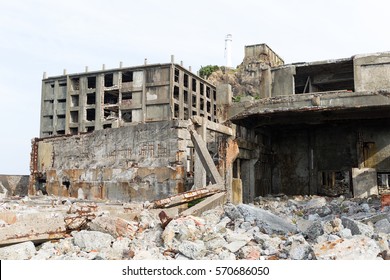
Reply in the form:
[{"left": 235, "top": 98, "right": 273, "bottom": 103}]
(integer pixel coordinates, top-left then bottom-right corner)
[
  {"left": 352, "top": 168, "right": 378, "bottom": 198},
  {"left": 180, "top": 192, "right": 226, "bottom": 217}
]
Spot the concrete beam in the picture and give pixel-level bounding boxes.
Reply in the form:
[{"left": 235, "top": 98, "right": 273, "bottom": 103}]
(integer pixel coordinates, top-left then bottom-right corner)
[
  {"left": 191, "top": 116, "right": 233, "bottom": 136},
  {"left": 180, "top": 192, "right": 226, "bottom": 217},
  {"left": 189, "top": 127, "right": 224, "bottom": 186}
]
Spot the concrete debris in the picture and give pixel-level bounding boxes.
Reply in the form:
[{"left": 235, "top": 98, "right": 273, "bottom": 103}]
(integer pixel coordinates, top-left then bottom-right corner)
[{"left": 0, "top": 194, "right": 389, "bottom": 260}]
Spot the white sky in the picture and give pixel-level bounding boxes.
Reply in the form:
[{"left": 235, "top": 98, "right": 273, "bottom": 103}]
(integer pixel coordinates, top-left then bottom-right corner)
[{"left": 0, "top": 0, "right": 389, "bottom": 175}]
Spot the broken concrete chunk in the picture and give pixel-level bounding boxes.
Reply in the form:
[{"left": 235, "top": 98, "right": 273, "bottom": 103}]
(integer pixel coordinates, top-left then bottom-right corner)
[
  {"left": 374, "top": 218, "right": 390, "bottom": 234},
  {"left": 303, "top": 221, "right": 324, "bottom": 241},
  {"left": 341, "top": 216, "right": 374, "bottom": 237},
  {"left": 237, "top": 204, "right": 296, "bottom": 235},
  {"left": 72, "top": 230, "right": 114, "bottom": 252},
  {"left": 89, "top": 216, "right": 138, "bottom": 239},
  {"left": 0, "top": 241, "right": 36, "bottom": 260},
  {"left": 224, "top": 240, "right": 247, "bottom": 253},
  {"left": 177, "top": 240, "right": 206, "bottom": 259},
  {"left": 224, "top": 203, "right": 244, "bottom": 220}
]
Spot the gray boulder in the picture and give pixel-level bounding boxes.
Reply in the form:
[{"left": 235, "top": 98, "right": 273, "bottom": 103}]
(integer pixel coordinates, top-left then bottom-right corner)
[
  {"left": 72, "top": 230, "right": 114, "bottom": 251},
  {"left": 0, "top": 241, "right": 36, "bottom": 260},
  {"left": 341, "top": 217, "right": 374, "bottom": 237}
]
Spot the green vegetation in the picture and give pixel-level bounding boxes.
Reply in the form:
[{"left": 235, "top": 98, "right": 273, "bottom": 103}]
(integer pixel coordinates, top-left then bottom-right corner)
[
  {"left": 199, "top": 65, "right": 220, "bottom": 79},
  {"left": 188, "top": 197, "right": 206, "bottom": 208}
]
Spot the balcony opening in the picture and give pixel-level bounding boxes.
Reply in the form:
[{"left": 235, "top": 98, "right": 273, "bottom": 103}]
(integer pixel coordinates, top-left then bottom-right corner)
[
  {"left": 184, "top": 90, "right": 188, "bottom": 103},
  {"left": 104, "top": 90, "right": 119, "bottom": 104},
  {"left": 184, "top": 73, "right": 189, "bottom": 88},
  {"left": 71, "top": 95, "right": 79, "bottom": 107},
  {"left": 70, "top": 111, "right": 79, "bottom": 123},
  {"left": 104, "top": 73, "right": 114, "bottom": 87},
  {"left": 71, "top": 78, "right": 80, "bottom": 91},
  {"left": 121, "top": 110, "right": 132, "bottom": 123},
  {"left": 192, "top": 79, "right": 197, "bottom": 92},
  {"left": 174, "top": 86, "right": 179, "bottom": 100}
]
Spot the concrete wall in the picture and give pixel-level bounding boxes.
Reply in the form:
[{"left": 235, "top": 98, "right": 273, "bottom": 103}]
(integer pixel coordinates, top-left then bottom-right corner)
[
  {"left": 271, "top": 66, "right": 296, "bottom": 97},
  {"left": 31, "top": 120, "right": 191, "bottom": 202},
  {"left": 354, "top": 53, "right": 390, "bottom": 92},
  {"left": 0, "top": 175, "right": 29, "bottom": 197}
]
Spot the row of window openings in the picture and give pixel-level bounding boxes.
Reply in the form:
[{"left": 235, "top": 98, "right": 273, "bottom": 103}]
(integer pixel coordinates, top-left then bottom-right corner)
[
  {"left": 70, "top": 109, "right": 132, "bottom": 123},
  {"left": 173, "top": 86, "right": 215, "bottom": 101},
  {"left": 70, "top": 71, "right": 135, "bottom": 90},
  {"left": 70, "top": 92, "right": 133, "bottom": 107},
  {"left": 173, "top": 104, "right": 215, "bottom": 120},
  {"left": 174, "top": 69, "right": 215, "bottom": 97}
]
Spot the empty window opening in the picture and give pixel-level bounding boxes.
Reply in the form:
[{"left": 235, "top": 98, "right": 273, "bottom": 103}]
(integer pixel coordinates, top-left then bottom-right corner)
[
  {"left": 208, "top": 115, "right": 212, "bottom": 121},
  {"left": 174, "top": 103, "right": 180, "bottom": 118},
  {"left": 319, "top": 170, "right": 351, "bottom": 196},
  {"left": 58, "top": 99, "right": 66, "bottom": 104},
  {"left": 192, "top": 110, "right": 197, "bottom": 116},
  {"left": 213, "top": 104, "right": 217, "bottom": 116},
  {"left": 174, "top": 86, "right": 180, "bottom": 100},
  {"left": 87, "top": 93, "right": 96, "bottom": 105},
  {"left": 57, "top": 130, "right": 65, "bottom": 135},
  {"left": 200, "top": 98, "right": 204, "bottom": 111},
  {"left": 62, "top": 180, "right": 70, "bottom": 190},
  {"left": 50, "top": 84, "right": 55, "bottom": 88},
  {"left": 70, "top": 111, "right": 79, "bottom": 123},
  {"left": 184, "top": 107, "right": 189, "bottom": 120},
  {"left": 87, "top": 126, "right": 95, "bottom": 132},
  {"left": 122, "top": 111, "right": 132, "bottom": 122},
  {"left": 104, "top": 73, "right": 114, "bottom": 87},
  {"left": 206, "top": 87, "right": 211, "bottom": 98},
  {"left": 184, "top": 74, "right": 189, "bottom": 88},
  {"left": 59, "top": 82, "right": 67, "bottom": 87},
  {"left": 192, "top": 95, "right": 197, "bottom": 108},
  {"left": 71, "top": 78, "right": 80, "bottom": 90},
  {"left": 103, "top": 124, "right": 112, "bottom": 129},
  {"left": 174, "top": 68, "right": 180, "bottom": 83},
  {"left": 200, "top": 83, "right": 204, "bottom": 95},
  {"left": 192, "top": 79, "right": 197, "bottom": 92},
  {"left": 207, "top": 101, "right": 211, "bottom": 113},
  {"left": 122, "top": 92, "right": 133, "bottom": 101},
  {"left": 213, "top": 90, "right": 216, "bottom": 100},
  {"left": 104, "top": 90, "right": 119, "bottom": 104},
  {"left": 70, "top": 127, "right": 78, "bottom": 135},
  {"left": 86, "top": 108, "right": 95, "bottom": 121},
  {"left": 87, "top": 76, "right": 96, "bottom": 89},
  {"left": 57, "top": 114, "right": 65, "bottom": 119},
  {"left": 122, "top": 71, "right": 134, "bottom": 83},
  {"left": 184, "top": 90, "right": 188, "bottom": 103},
  {"left": 104, "top": 109, "right": 118, "bottom": 120},
  {"left": 71, "top": 95, "right": 79, "bottom": 107}
]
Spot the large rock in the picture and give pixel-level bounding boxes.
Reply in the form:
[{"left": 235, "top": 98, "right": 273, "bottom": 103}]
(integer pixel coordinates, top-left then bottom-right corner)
[
  {"left": 162, "top": 216, "right": 204, "bottom": 247},
  {"left": 224, "top": 203, "right": 243, "bottom": 220},
  {"left": 237, "top": 204, "right": 296, "bottom": 235},
  {"left": 303, "top": 221, "right": 324, "bottom": 241},
  {"left": 341, "top": 217, "right": 374, "bottom": 237},
  {"left": 0, "top": 241, "right": 36, "bottom": 260},
  {"left": 288, "top": 235, "right": 314, "bottom": 260},
  {"left": 374, "top": 219, "right": 390, "bottom": 234},
  {"left": 177, "top": 240, "right": 206, "bottom": 260},
  {"left": 72, "top": 230, "right": 114, "bottom": 251},
  {"left": 313, "top": 235, "right": 381, "bottom": 260}
]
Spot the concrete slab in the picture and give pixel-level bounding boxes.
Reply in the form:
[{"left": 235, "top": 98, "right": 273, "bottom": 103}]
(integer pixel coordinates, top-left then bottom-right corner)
[{"left": 352, "top": 168, "right": 379, "bottom": 198}]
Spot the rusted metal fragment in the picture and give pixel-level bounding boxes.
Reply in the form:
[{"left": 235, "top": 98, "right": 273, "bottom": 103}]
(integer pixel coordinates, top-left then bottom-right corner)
[
  {"left": 152, "top": 185, "right": 223, "bottom": 208},
  {"left": 159, "top": 210, "right": 173, "bottom": 229},
  {"left": 381, "top": 193, "right": 390, "bottom": 210},
  {"left": 64, "top": 203, "right": 98, "bottom": 230}
]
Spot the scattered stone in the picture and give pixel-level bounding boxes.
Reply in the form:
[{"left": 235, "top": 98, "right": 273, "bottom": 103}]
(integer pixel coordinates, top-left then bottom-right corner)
[
  {"left": 72, "top": 230, "right": 114, "bottom": 251},
  {"left": 374, "top": 219, "right": 390, "bottom": 234},
  {"left": 341, "top": 217, "right": 374, "bottom": 237},
  {"left": 224, "top": 240, "right": 247, "bottom": 253},
  {"left": 224, "top": 203, "right": 243, "bottom": 220},
  {"left": 339, "top": 228, "right": 353, "bottom": 238},
  {"left": 89, "top": 216, "right": 138, "bottom": 239},
  {"left": 237, "top": 204, "right": 296, "bottom": 235},
  {"left": 303, "top": 221, "right": 324, "bottom": 241},
  {"left": 314, "top": 235, "right": 381, "bottom": 260},
  {"left": 0, "top": 241, "right": 36, "bottom": 260},
  {"left": 305, "top": 197, "right": 327, "bottom": 209},
  {"left": 177, "top": 240, "right": 206, "bottom": 260}
]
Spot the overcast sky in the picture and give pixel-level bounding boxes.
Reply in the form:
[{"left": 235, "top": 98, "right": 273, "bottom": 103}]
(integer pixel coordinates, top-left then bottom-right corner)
[{"left": 1, "top": 0, "right": 389, "bottom": 175}]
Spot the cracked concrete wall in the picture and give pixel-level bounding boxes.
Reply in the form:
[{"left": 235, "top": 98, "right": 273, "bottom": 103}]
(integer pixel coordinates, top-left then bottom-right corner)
[
  {"left": 0, "top": 175, "right": 29, "bottom": 197},
  {"left": 31, "top": 120, "right": 192, "bottom": 202}
]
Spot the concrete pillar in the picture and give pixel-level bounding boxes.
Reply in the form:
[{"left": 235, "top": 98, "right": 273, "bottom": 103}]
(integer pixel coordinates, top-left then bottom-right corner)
[
  {"left": 171, "top": 55, "right": 175, "bottom": 63},
  {"left": 85, "top": 66, "right": 89, "bottom": 73},
  {"left": 216, "top": 84, "right": 232, "bottom": 123},
  {"left": 241, "top": 159, "right": 257, "bottom": 203},
  {"left": 194, "top": 117, "right": 207, "bottom": 188},
  {"left": 119, "top": 61, "right": 123, "bottom": 68}
]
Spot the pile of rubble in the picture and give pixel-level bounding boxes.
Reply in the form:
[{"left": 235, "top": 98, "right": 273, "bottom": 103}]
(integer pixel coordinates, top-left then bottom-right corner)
[{"left": 0, "top": 195, "right": 389, "bottom": 260}]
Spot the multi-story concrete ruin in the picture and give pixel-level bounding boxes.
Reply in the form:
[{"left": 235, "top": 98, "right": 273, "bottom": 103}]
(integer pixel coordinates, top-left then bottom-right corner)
[{"left": 29, "top": 44, "right": 390, "bottom": 205}]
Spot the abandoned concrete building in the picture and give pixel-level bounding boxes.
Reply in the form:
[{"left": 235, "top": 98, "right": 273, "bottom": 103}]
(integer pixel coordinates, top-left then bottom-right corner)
[{"left": 29, "top": 44, "right": 390, "bottom": 206}]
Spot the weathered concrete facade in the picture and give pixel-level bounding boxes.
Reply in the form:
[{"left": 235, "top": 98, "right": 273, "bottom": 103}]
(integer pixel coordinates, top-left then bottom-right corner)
[{"left": 230, "top": 48, "right": 390, "bottom": 202}]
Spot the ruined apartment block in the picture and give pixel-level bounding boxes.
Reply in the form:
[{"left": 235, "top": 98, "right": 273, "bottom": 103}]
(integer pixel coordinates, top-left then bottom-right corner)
[
  {"left": 31, "top": 61, "right": 236, "bottom": 203},
  {"left": 30, "top": 44, "right": 390, "bottom": 205}
]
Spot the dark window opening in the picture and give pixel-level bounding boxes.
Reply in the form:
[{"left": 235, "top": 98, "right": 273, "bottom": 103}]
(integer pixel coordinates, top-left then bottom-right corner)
[
  {"left": 87, "top": 126, "right": 94, "bottom": 132},
  {"left": 206, "top": 87, "right": 211, "bottom": 98},
  {"left": 71, "top": 95, "right": 79, "bottom": 107},
  {"left": 122, "top": 71, "right": 133, "bottom": 83},
  {"left": 70, "top": 111, "right": 78, "bottom": 123},
  {"left": 208, "top": 115, "right": 212, "bottom": 121},
  {"left": 192, "top": 95, "right": 197, "bottom": 108},
  {"left": 50, "top": 84, "right": 55, "bottom": 88},
  {"left": 174, "top": 86, "right": 179, "bottom": 100},
  {"left": 207, "top": 101, "right": 211, "bottom": 113},
  {"left": 57, "top": 114, "right": 65, "bottom": 119},
  {"left": 58, "top": 99, "right": 66, "bottom": 104},
  {"left": 213, "top": 104, "right": 217, "bottom": 116},
  {"left": 104, "top": 108, "right": 118, "bottom": 120},
  {"left": 62, "top": 180, "right": 70, "bottom": 189},
  {"left": 59, "top": 82, "right": 67, "bottom": 87},
  {"left": 49, "top": 116, "right": 53, "bottom": 120},
  {"left": 184, "top": 74, "right": 189, "bottom": 88},
  {"left": 122, "top": 92, "right": 133, "bottom": 101},
  {"left": 57, "top": 130, "right": 65, "bottom": 135},
  {"left": 87, "top": 93, "right": 96, "bottom": 105},
  {"left": 71, "top": 78, "right": 80, "bottom": 90},
  {"left": 319, "top": 170, "right": 351, "bottom": 196},
  {"left": 86, "top": 108, "right": 95, "bottom": 121},
  {"left": 213, "top": 90, "right": 216, "bottom": 100},
  {"left": 184, "top": 107, "right": 189, "bottom": 120},
  {"left": 200, "top": 98, "right": 204, "bottom": 111},
  {"left": 70, "top": 127, "right": 78, "bottom": 135},
  {"left": 200, "top": 83, "right": 204, "bottom": 95},
  {"left": 104, "top": 73, "right": 114, "bottom": 87},
  {"left": 192, "top": 79, "right": 197, "bottom": 92},
  {"left": 174, "top": 68, "right": 180, "bottom": 83},
  {"left": 174, "top": 103, "right": 180, "bottom": 118},
  {"left": 103, "top": 124, "right": 112, "bottom": 129},
  {"left": 104, "top": 90, "right": 119, "bottom": 104},
  {"left": 122, "top": 111, "right": 132, "bottom": 122},
  {"left": 192, "top": 110, "right": 197, "bottom": 116},
  {"left": 87, "top": 76, "right": 96, "bottom": 89},
  {"left": 184, "top": 90, "right": 188, "bottom": 103}
]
